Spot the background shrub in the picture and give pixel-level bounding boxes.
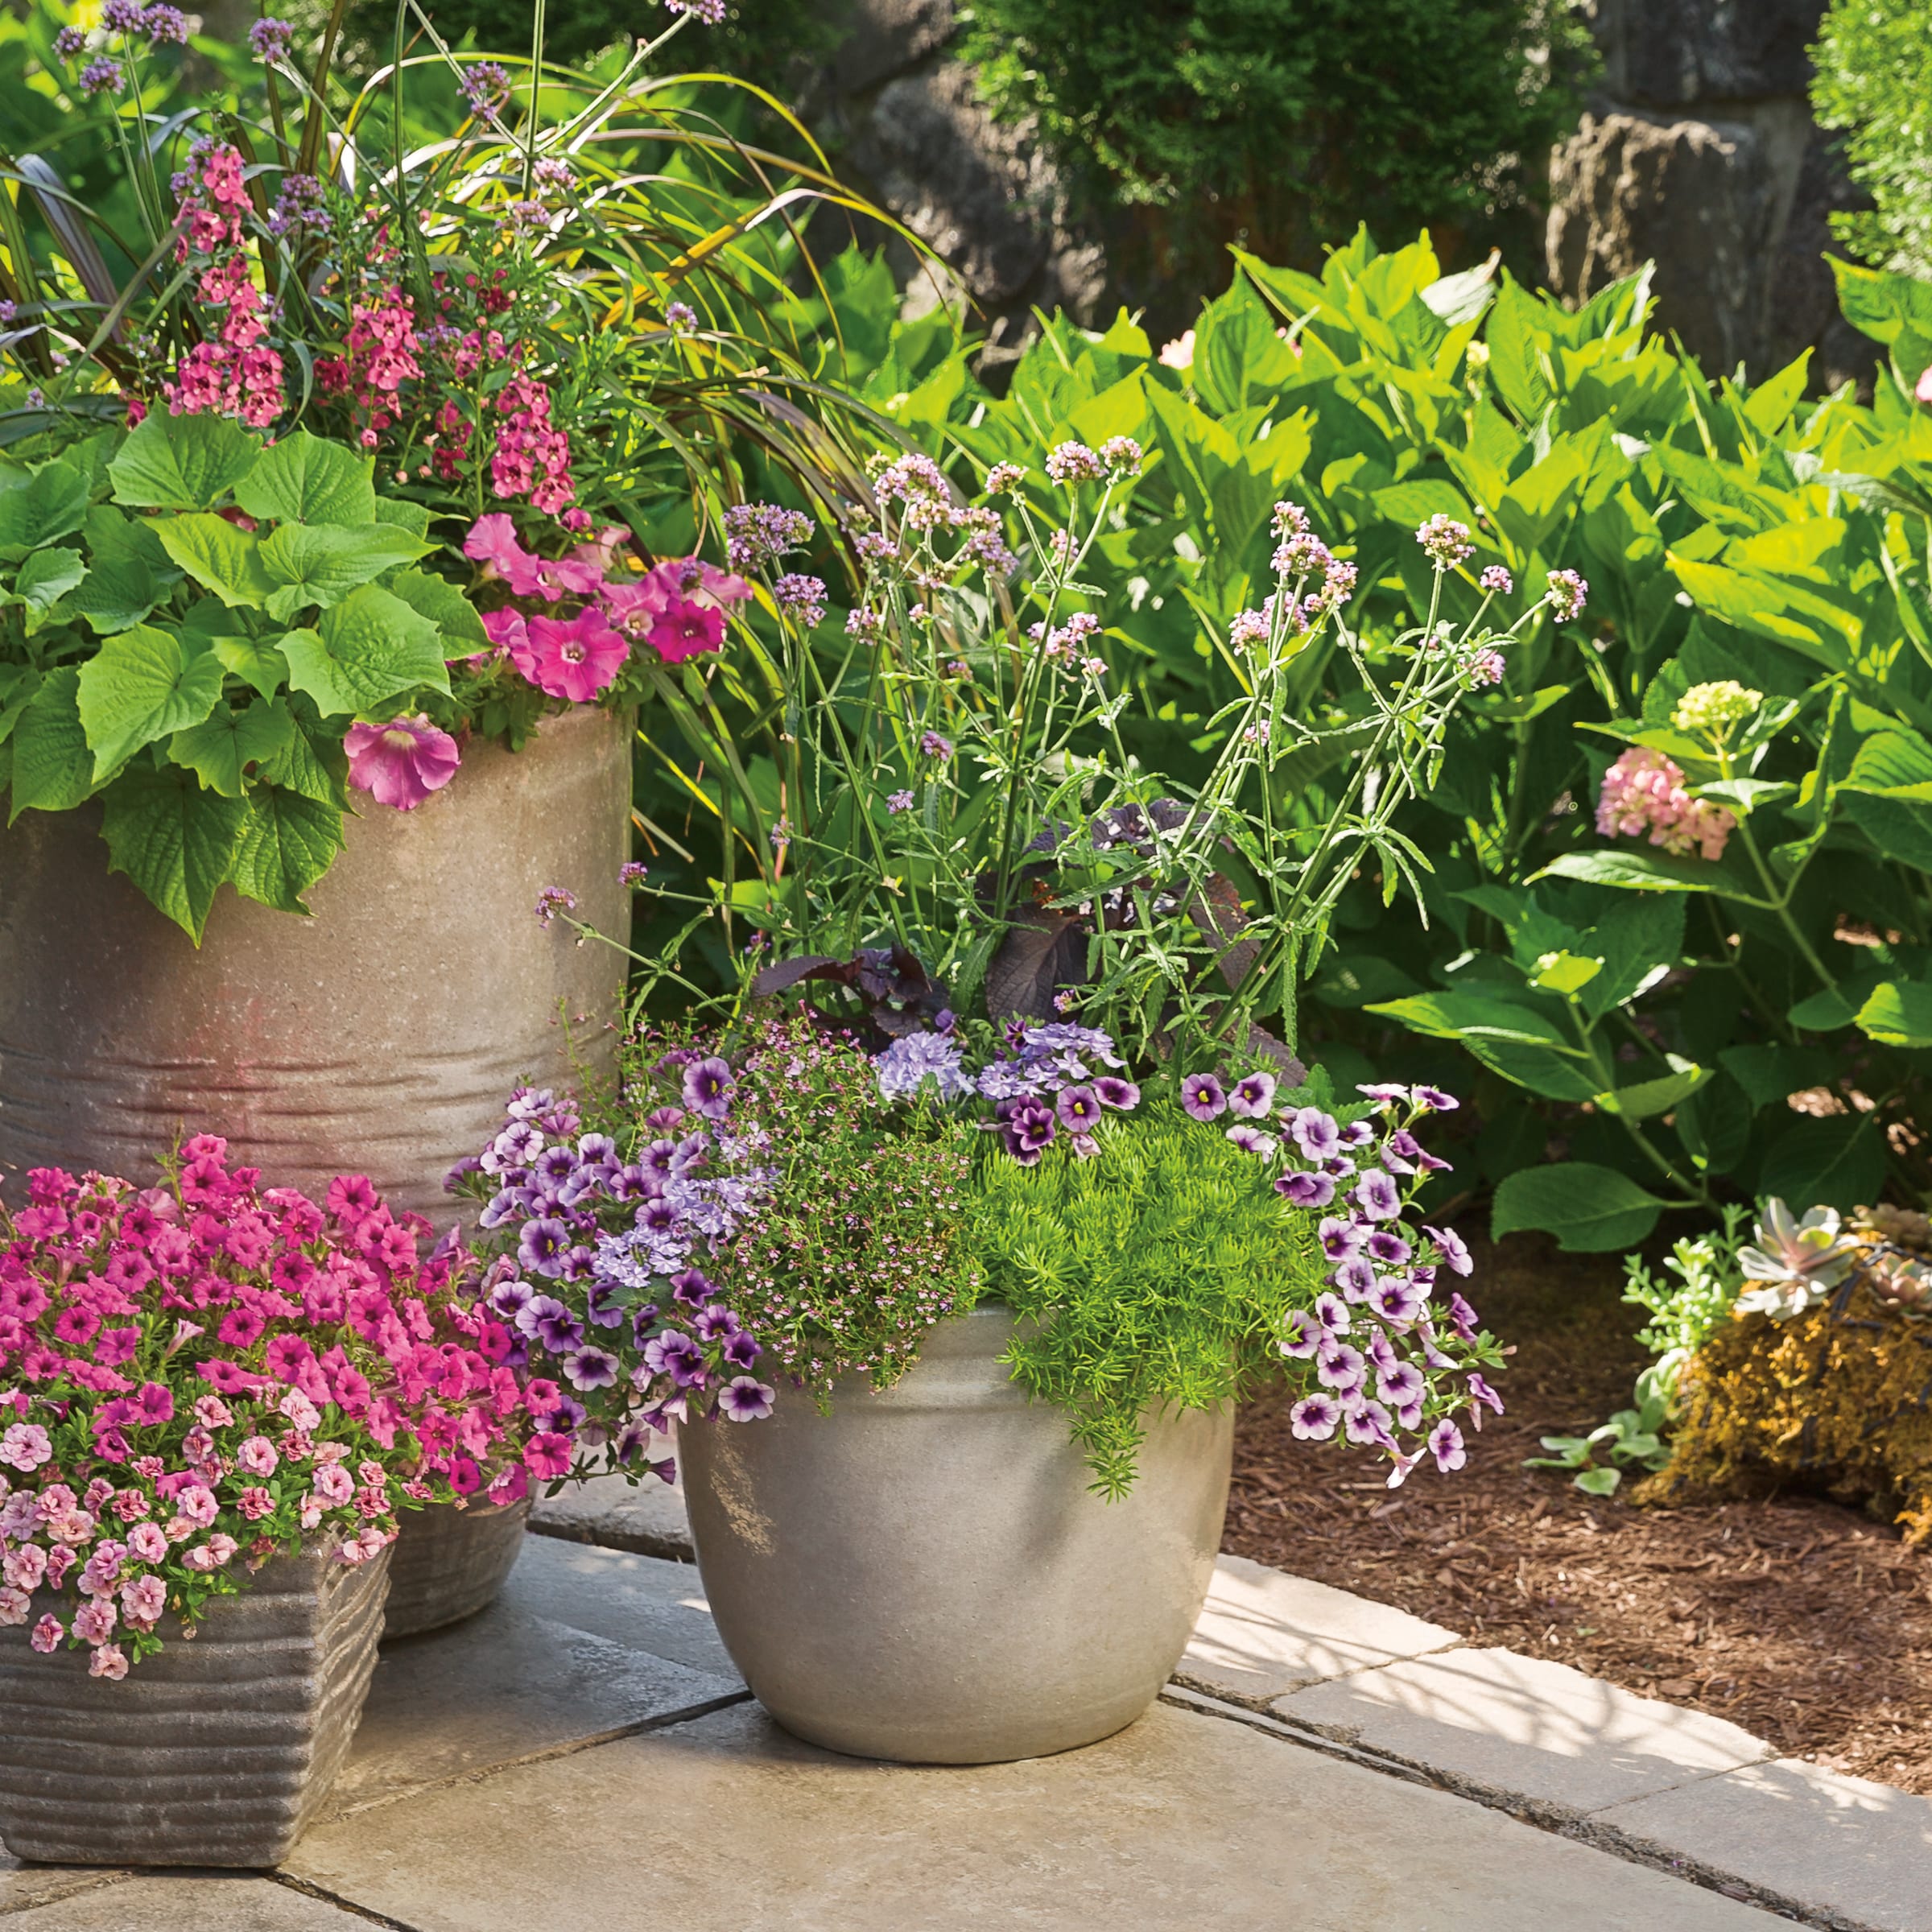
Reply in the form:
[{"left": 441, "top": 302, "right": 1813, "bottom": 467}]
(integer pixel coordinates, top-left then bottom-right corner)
[{"left": 1812, "top": 0, "right": 1932, "bottom": 280}]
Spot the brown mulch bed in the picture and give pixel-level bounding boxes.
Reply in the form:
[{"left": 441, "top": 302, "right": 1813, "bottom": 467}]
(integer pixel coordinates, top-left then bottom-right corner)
[{"left": 1223, "top": 1232, "right": 1932, "bottom": 1794}]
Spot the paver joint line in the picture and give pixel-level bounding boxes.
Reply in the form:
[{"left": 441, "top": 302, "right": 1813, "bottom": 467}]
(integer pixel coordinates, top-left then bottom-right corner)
[
  {"left": 0, "top": 1871, "right": 134, "bottom": 1920},
  {"left": 271, "top": 1872, "right": 427, "bottom": 1932},
  {"left": 526, "top": 1517, "right": 696, "bottom": 1567}
]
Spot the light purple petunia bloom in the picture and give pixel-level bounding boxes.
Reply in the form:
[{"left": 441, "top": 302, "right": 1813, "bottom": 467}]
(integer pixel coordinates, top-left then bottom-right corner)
[
  {"left": 1369, "top": 1276, "right": 1425, "bottom": 1325},
  {"left": 1375, "top": 1361, "right": 1426, "bottom": 1408},
  {"left": 487, "top": 1278, "right": 535, "bottom": 1322},
  {"left": 1446, "top": 1292, "right": 1481, "bottom": 1339},
  {"left": 1331, "top": 1256, "right": 1377, "bottom": 1302},
  {"left": 1225, "top": 1124, "right": 1277, "bottom": 1156},
  {"left": 1344, "top": 1401, "right": 1397, "bottom": 1450},
  {"left": 1338, "top": 1119, "right": 1377, "bottom": 1149},
  {"left": 1278, "top": 1311, "right": 1321, "bottom": 1359},
  {"left": 1276, "top": 1170, "right": 1336, "bottom": 1208},
  {"left": 1181, "top": 1073, "right": 1227, "bottom": 1121},
  {"left": 1057, "top": 1085, "right": 1104, "bottom": 1132},
  {"left": 719, "top": 1377, "right": 776, "bottom": 1421},
  {"left": 1426, "top": 1224, "right": 1473, "bottom": 1276},
  {"left": 1414, "top": 1086, "right": 1459, "bottom": 1112},
  {"left": 1288, "top": 1107, "right": 1340, "bottom": 1159},
  {"left": 1094, "top": 1075, "right": 1140, "bottom": 1110},
  {"left": 1319, "top": 1215, "right": 1362, "bottom": 1260},
  {"left": 1428, "top": 1418, "right": 1468, "bottom": 1472},
  {"left": 723, "top": 1329, "right": 762, "bottom": 1368},
  {"left": 1228, "top": 1071, "right": 1277, "bottom": 1119},
  {"left": 1289, "top": 1394, "right": 1340, "bottom": 1441},
  {"left": 530, "top": 1298, "right": 586, "bottom": 1354},
  {"left": 564, "top": 1347, "right": 621, "bottom": 1391},
  {"left": 1312, "top": 1292, "right": 1352, "bottom": 1335},
  {"left": 1357, "top": 1083, "right": 1410, "bottom": 1104},
  {"left": 681, "top": 1056, "right": 735, "bottom": 1120},
  {"left": 1315, "top": 1340, "right": 1366, "bottom": 1393},
  {"left": 1467, "top": 1371, "right": 1505, "bottom": 1417},
  {"left": 1365, "top": 1230, "right": 1411, "bottom": 1265},
  {"left": 1353, "top": 1170, "right": 1401, "bottom": 1220},
  {"left": 518, "top": 1217, "right": 572, "bottom": 1279},
  {"left": 694, "top": 1303, "right": 740, "bottom": 1342}
]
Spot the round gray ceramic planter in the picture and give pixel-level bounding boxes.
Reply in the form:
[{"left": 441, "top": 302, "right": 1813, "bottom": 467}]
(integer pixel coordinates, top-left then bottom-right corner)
[
  {"left": 382, "top": 1497, "right": 530, "bottom": 1639},
  {"left": 0, "top": 1544, "right": 389, "bottom": 1868},
  {"left": 680, "top": 1307, "right": 1233, "bottom": 1765},
  {"left": 0, "top": 704, "right": 630, "bottom": 1222}
]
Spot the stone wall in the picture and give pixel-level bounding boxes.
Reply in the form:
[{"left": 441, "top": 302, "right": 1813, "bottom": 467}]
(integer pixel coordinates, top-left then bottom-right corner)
[{"left": 1545, "top": 0, "right": 1873, "bottom": 388}]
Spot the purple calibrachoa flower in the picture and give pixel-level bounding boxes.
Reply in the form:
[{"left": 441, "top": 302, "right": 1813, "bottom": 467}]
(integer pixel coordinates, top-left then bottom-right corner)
[
  {"left": 563, "top": 1347, "right": 621, "bottom": 1391},
  {"left": 1228, "top": 1071, "right": 1276, "bottom": 1119},
  {"left": 1278, "top": 1311, "right": 1321, "bottom": 1358},
  {"left": 1288, "top": 1108, "right": 1340, "bottom": 1159},
  {"left": 1426, "top": 1225, "right": 1473, "bottom": 1275},
  {"left": 1331, "top": 1256, "right": 1377, "bottom": 1302},
  {"left": 1224, "top": 1124, "right": 1277, "bottom": 1157},
  {"left": 518, "top": 1219, "right": 572, "bottom": 1279},
  {"left": 999, "top": 1098, "right": 1058, "bottom": 1165},
  {"left": 1276, "top": 1170, "right": 1335, "bottom": 1208},
  {"left": 718, "top": 1377, "right": 776, "bottom": 1421},
  {"left": 1369, "top": 1276, "right": 1425, "bottom": 1325},
  {"left": 1290, "top": 1394, "right": 1340, "bottom": 1441},
  {"left": 1056, "top": 1086, "right": 1104, "bottom": 1132},
  {"left": 1180, "top": 1073, "right": 1227, "bottom": 1121},
  {"left": 681, "top": 1057, "right": 735, "bottom": 1121},
  {"left": 1365, "top": 1230, "right": 1411, "bottom": 1265},
  {"left": 1093, "top": 1076, "right": 1139, "bottom": 1110},
  {"left": 1353, "top": 1170, "right": 1401, "bottom": 1221},
  {"left": 1428, "top": 1418, "right": 1468, "bottom": 1472}
]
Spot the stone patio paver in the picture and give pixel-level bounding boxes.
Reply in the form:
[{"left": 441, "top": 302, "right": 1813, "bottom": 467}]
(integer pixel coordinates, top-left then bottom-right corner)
[
  {"left": 1177, "top": 1550, "right": 1461, "bottom": 1703},
  {"left": 328, "top": 1537, "right": 741, "bottom": 1817},
  {"left": 2, "top": 1875, "right": 366, "bottom": 1928},
  {"left": 1274, "top": 1646, "right": 1777, "bottom": 1823},
  {"left": 530, "top": 1470, "right": 693, "bottom": 1563},
  {"left": 285, "top": 1696, "right": 1786, "bottom": 1932},
  {"left": 0, "top": 1857, "right": 122, "bottom": 1921},
  {"left": 1596, "top": 1757, "right": 1932, "bottom": 1932}
]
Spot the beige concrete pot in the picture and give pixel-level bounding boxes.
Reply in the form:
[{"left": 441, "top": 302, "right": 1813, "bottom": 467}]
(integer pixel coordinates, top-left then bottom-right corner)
[
  {"left": 0, "top": 704, "right": 630, "bottom": 1223},
  {"left": 680, "top": 1307, "right": 1232, "bottom": 1765},
  {"left": 0, "top": 1544, "right": 389, "bottom": 1867},
  {"left": 382, "top": 1497, "right": 530, "bottom": 1639}
]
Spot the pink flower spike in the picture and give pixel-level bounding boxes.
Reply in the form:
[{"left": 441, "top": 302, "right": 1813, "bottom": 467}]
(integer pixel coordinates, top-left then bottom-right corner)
[
  {"left": 463, "top": 514, "right": 547, "bottom": 598},
  {"left": 513, "top": 610, "right": 629, "bottom": 703},
  {"left": 345, "top": 716, "right": 462, "bottom": 811}
]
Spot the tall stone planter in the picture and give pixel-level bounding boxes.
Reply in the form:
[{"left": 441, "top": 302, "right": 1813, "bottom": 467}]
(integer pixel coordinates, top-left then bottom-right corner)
[
  {"left": 0, "top": 1546, "right": 389, "bottom": 1867},
  {"left": 680, "top": 1306, "right": 1232, "bottom": 1765},
  {"left": 0, "top": 704, "right": 631, "bottom": 1224},
  {"left": 382, "top": 1498, "right": 530, "bottom": 1639}
]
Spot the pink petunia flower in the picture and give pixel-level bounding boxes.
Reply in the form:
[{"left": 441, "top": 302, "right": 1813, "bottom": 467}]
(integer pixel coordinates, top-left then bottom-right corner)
[
  {"left": 345, "top": 716, "right": 462, "bottom": 811},
  {"left": 510, "top": 610, "right": 629, "bottom": 704}
]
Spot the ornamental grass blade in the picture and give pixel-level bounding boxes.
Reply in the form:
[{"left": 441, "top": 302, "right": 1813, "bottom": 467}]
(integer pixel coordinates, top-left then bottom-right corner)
[{"left": 11, "top": 155, "right": 121, "bottom": 314}]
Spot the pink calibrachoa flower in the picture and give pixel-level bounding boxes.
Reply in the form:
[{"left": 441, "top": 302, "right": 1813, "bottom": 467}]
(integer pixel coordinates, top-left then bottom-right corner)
[
  {"left": 344, "top": 716, "right": 461, "bottom": 811},
  {"left": 1918, "top": 365, "right": 1932, "bottom": 407},
  {"left": 511, "top": 610, "right": 629, "bottom": 704},
  {"left": 1596, "top": 746, "right": 1736, "bottom": 861}
]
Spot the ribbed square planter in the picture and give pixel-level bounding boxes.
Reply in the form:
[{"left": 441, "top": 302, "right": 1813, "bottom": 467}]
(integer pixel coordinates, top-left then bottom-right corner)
[
  {"left": 382, "top": 1498, "right": 530, "bottom": 1639},
  {"left": 0, "top": 1546, "right": 389, "bottom": 1868}
]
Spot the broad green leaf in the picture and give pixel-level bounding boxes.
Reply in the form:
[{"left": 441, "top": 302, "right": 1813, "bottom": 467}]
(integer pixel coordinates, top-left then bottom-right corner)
[
  {"left": 167, "top": 696, "right": 297, "bottom": 798},
  {"left": 1594, "top": 1055, "right": 1709, "bottom": 1120},
  {"left": 6, "top": 667, "right": 93, "bottom": 820},
  {"left": 1536, "top": 848, "right": 1728, "bottom": 894},
  {"left": 1758, "top": 1115, "right": 1888, "bottom": 1216},
  {"left": 0, "top": 455, "right": 90, "bottom": 559},
  {"left": 98, "top": 762, "right": 248, "bottom": 943},
  {"left": 259, "top": 522, "right": 435, "bottom": 621},
  {"left": 229, "top": 782, "right": 344, "bottom": 913},
  {"left": 1842, "top": 791, "right": 1932, "bottom": 872},
  {"left": 1853, "top": 980, "right": 1932, "bottom": 1050},
  {"left": 66, "top": 505, "right": 176, "bottom": 634},
  {"left": 1717, "top": 1042, "right": 1838, "bottom": 1109},
  {"left": 1676, "top": 1072, "right": 1751, "bottom": 1176},
  {"left": 1842, "top": 729, "right": 1932, "bottom": 798},
  {"left": 1491, "top": 1162, "right": 1666, "bottom": 1253},
  {"left": 108, "top": 412, "right": 260, "bottom": 511},
  {"left": 10, "top": 546, "right": 85, "bottom": 627},
  {"left": 231, "top": 430, "right": 377, "bottom": 526},
  {"left": 1789, "top": 964, "right": 1893, "bottom": 1031},
  {"left": 212, "top": 633, "right": 291, "bottom": 700},
  {"left": 153, "top": 513, "right": 276, "bottom": 609},
  {"left": 369, "top": 496, "right": 433, "bottom": 536},
  {"left": 1311, "top": 954, "right": 1423, "bottom": 1009},
  {"left": 383, "top": 566, "right": 489, "bottom": 648},
  {"left": 1581, "top": 894, "right": 1685, "bottom": 1020},
  {"left": 275, "top": 583, "right": 449, "bottom": 717},
  {"left": 1529, "top": 950, "right": 1602, "bottom": 996},
  {"left": 1364, "top": 989, "right": 1571, "bottom": 1048},
  {"left": 1461, "top": 1038, "right": 1600, "bottom": 1104},
  {"left": 258, "top": 698, "right": 348, "bottom": 807},
  {"left": 75, "top": 624, "right": 226, "bottom": 779}
]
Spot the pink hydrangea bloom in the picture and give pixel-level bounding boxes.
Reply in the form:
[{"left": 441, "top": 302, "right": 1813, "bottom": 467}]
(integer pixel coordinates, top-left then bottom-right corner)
[
  {"left": 344, "top": 716, "right": 462, "bottom": 811},
  {"left": 1596, "top": 746, "right": 1736, "bottom": 861}
]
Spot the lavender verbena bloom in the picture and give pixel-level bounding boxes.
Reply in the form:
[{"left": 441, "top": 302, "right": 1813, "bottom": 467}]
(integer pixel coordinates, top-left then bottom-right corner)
[
  {"left": 665, "top": 301, "right": 698, "bottom": 331},
  {"left": 1290, "top": 1394, "right": 1340, "bottom": 1441},
  {"left": 1288, "top": 1108, "right": 1340, "bottom": 1159},
  {"left": 77, "top": 56, "right": 123, "bottom": 96},
  {"left": 142, "top": 6, "right": 188, "bottom": 46},
  {"left": 875, "top": 1030, "right": 972, "bottom": 1102},
  {"left": 681, "top": 1056, "right": 735, "bottom": 1120},
  {"left": 1428, "top": 1418, "right": 1468, "bottom": 1473},
  {"left": 886, "top": 789, "right": 915, "bottom": 813},
  {"left": 1180, "top": 1073, "right": 1227, "bottom": 1121},
  {"left": 1353, "top": 1170, "right": 1401, "bottom": 1221},
  {"left": 1426, "top": 1225, "right": 1473, "bottom": 1276},
  {"left": 1024, "top": 1023, "right": 1125, "bottom": 1069},
  {"left": 1275, "top": 1170, "right": 1336, "bottom": 1208},
  {"left": 664, "top": 0, "right": 729, "bottom": 23},
  {"left": 564, "top": 1347, "right": 621, "bottom": 1391},
  {"left": 101, "top": 0, "right": 144, "bottom": 28},
  {"left": 1228, "top": 1071, "right": 1277, "bottom": 1120},
  {"left": 248, "top": 14, "right": 293, "bottom": 59},
  {"left": 976, "top": 1059, "right": 1047, "bottom": 1102},
  {"left": 920, "top": 730, "right": 953, "bottom": 760},
  {"left": 772, "top": 573, "right": 828, "bottom": 628},
  {"left": 718, "top": 1377, "right": 776, "bottom": 1420},
  {"left": 1225, "top": 1124, "right": 1277, "bottom": 1157},
  {"left": 1546, "top": 570, "right": 1588, "bottom": 623},
  {"left": 1415, "top": 514, "right": 1474, "bottom": 570},
  {"left": 459, "top": 59, "right": 510, "bottom": 111},
  {"left": 1093, "top": 1076, "right": 1140, "bottom": 1111},
  {"left": 535, "top": 886, "right": 576, "bottom": 929},
  {"left": 518, "top": 1217, "right": 572, "bottom": 1279},
  {"left": 53, "top": 24, "right": 87, "bottom": 57}
]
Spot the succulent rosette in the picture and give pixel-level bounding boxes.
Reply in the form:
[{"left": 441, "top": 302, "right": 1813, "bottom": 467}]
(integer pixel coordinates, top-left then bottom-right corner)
[{"left": 0, "top": 1140, "right": 545, "bottom": 1677}]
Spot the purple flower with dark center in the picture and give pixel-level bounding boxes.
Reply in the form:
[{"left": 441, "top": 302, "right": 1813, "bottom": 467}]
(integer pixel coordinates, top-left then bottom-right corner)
[
  {"left": 486, "top": 1119, "right": 543, "bottom": 1173},
  {"left": 682, "top": 1056, "right": 735, "bottom": 1120},
  {"left": 564, "top": 1347, "right": 621, "bottom": 1391},
  {"left": 718, "top": 1377, "right": 776, "bottom": 1422},
  {"left": 1467, "top": 1372, "right": 1504, "bottom": 1417},
  {"left": 1426, "top": 1224, "right": 1473, "bottom": 1276},
  {"left": 1055, "top": 1085, "right": 1103, "bottom": 1132},
  {"left": 1370, "top": 1277, "right": 1425, "bottom": 1325},
  {"left": 1276, "top": 1170, "right": 1336, "bottom": 1208},
  {"left": 1380, "top": 1129, "right": 1421, "bottom": 1175},
  {"left": 1229, "top": 1071, "right": 1276, "bottom": 1119},
  {"left": 645, "top": 1104, "right": 686, "bottom": 1132},
  {"left": 585, "top": 1282, "right": 626, "bottom": 1329},
  {"left": 1290, "top": 1394, "right": 1340, "bottom": 1441},
  {"left": 1365, "top": 1230, "right": 1411, "bottom": 1266},
  {"left": 531, "top": 1298, "right": 585, "bottom": 1354},
  {"left": 1225, "top": 1124, "right": 1277, "bottom": 1156},
  {"left": 639, "top": 1137, "right": 679, "bottom": 1179},
  {"left": 1312, "top": 1292, "right": 1351, "bottom": 1335},
  {"left": 1331, "top": 1256, "right": 1377, "bottom": 1302},
  {"left": 560, "top": 1245, "right": 599, "bottom": 1284},
  {"left": 1316, "top": 1340, "right": 1365, "bottom": 1393},
  {"left": 630, "top": 1305, "right": 662, "bottom": 1347},
  {"left": 478, "top": 1188, "right": 527, "bottom": 1230},
  {"left": 644, "top": 1329, "right": 704, "bottom": 1388},
  {"left": 1288, "top": 1108, "right": 1340, "bottom": 1158},
  {"left": 1000, "top": 1098, "right": 1058, "bottom": 1164},
  {"left": 1279, "top": 1311, "right": 1320, "bottom": 1359},
  {"left": 636, "top": 1199, "right": 680, "bottom": 1244},
  {"left": 694, "top": 1303, "right": 740, "bottom": 1342},
  {"left": 1411, "top": 1263, "right": 1437, "bottom": 1290},
  {"left": 1344, "top": 1401, "right": 1397, "bottom": 1450},
  {"left": 1428, "top": 1418, "right": 1468, "bottom": 1472},
  {"left": 1319, "top": 1216, "right": 1362, "bottom": 1261},
  {"left": 1322, "top": 1154, "right": 1356, "bottom": 1179},
  {"left": 535, "top": 1144, "right": 579, "bottom": 1188},
  {"left": 1093, "top": 1076, "right": 1139, "bottom": 1111},
  {"left": 1415, "top": 1086, "right": 1459, "bottom": 1113},
  {"left": 487, "top": 1278, "right": 535, "bottom": 1321},
  {"left": 670, "top": 1133, "right": 710, "bottom": 1177},
  {"left": 1447, "top": 1292, "right": 1481, "bottom": 1339},
  {"left": 1338, "top": 1119, "right": 1377, "bottom": 1150},
  {"left": 518, "top": 1216, "right": 572, "bottom": 1278},
  {"left": 668, "top": 1268, "right": 715, "bottom": 1310},
  {"left": 1357, "top": 1083, "right": 1410, "bottom": 1104},
  {"left": 1180, "top": 1073, "right": 1227, "bottom": 1121},
  {"left": 1353, "top": 1170, "right": 1400, "bottom": 1221},
  {"left": 722, "top": 1329, "right": 762, "bottom": 1368},
  {"left": 1375, "top": 1362, "right": 1425, "bottom": 1409}
]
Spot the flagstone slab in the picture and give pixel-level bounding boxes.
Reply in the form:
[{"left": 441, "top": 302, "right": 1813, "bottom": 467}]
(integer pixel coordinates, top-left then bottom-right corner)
[
  {"left": 285, "top": 1698, "right": 1786, "bottom": 1932},
  {"left": 530, "top": 1470, "right": 694, "bottom": 1563},
  {"left": 1275, "top": 1648, "right": 1775, "bottom": 1823},
  {"left": 1177, "top": 1552, "right": 1462, "bottom": 1703},
  {"left": 326, "top": 1538, "right": 741, "bottom": 1817},
  {"left": 3, "top": 1876, "right": 366, "bottom": 1929},
  {"left": 1596, "top": 1757, "right": 1932, "bottom": 1932},
  {"left": 0, "top": 1857, "right": 122, "bottom": 1919}
]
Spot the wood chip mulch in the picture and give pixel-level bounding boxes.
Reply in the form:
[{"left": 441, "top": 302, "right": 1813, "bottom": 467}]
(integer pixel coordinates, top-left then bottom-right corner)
[{"left": 1221, "top": 1232, "right": 1932, "bottom": 1794}]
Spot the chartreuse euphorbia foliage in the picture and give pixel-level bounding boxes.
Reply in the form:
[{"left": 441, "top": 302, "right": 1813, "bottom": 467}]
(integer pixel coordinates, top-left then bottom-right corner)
[{"left": 0, "top": 411, "right": 485, "bottom": 939}]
